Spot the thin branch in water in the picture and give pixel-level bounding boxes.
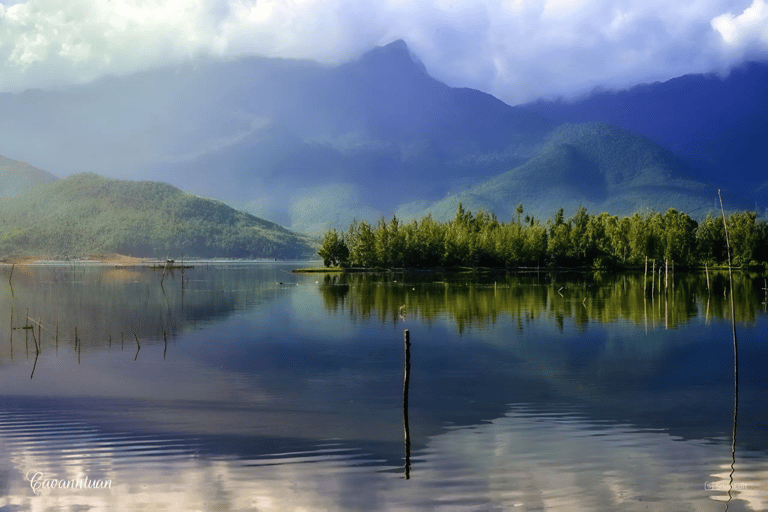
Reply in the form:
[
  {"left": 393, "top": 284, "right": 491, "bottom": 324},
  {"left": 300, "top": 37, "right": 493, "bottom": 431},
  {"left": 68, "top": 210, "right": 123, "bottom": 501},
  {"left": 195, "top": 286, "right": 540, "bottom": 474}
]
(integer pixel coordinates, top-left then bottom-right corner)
[
  {"left": 30, "top": 352, "right": 39, "bottom": 380},
  {"left": 719, "top": 189, "right": 739, "bottom": 511}
]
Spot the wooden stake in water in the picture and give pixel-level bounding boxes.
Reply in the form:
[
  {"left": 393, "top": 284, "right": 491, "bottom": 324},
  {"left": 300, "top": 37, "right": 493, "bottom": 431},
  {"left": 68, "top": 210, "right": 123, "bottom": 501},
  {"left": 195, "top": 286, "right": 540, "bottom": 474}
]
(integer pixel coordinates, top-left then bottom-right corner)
[
  {"left": 658, "top": 267, "right": 662, "bottom": 294},
  {"left": 644, "top": 256, "right": 648, "bottom": 293},
  {"left": 403, "top": 329, "right": 412, "bottom": 479},
  {"left": 705, "top": 262, "right": 710, "bottom": 292}
]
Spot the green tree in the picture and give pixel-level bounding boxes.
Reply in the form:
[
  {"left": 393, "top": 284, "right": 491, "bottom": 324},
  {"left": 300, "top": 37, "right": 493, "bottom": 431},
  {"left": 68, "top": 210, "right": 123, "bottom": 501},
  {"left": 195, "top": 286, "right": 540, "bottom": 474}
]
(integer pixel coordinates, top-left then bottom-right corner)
[
  {"left": 348, "top": 220, "right": 377, "bottom": 267},
  {"left": 695, "top": 214, "right": 725, "bottom": 264},
  {"left": 728, "top": 211, "right": 758, "bottom": 265},
  {"left": 318, "top": 229, "right": 349, "bottom": 267}
]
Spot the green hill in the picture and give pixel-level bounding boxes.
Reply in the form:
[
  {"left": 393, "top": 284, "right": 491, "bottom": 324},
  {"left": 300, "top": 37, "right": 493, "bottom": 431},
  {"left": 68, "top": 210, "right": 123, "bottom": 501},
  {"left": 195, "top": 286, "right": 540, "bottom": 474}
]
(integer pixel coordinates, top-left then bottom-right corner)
[
  {"left": 0, "top": 155, "right": 58, "bottom": 198},
  {"left": 400, "top": 122, "right": 747, "bottom": 223},
  {"left": 0, "top": 173, "right": 317, "bottom": 259}
]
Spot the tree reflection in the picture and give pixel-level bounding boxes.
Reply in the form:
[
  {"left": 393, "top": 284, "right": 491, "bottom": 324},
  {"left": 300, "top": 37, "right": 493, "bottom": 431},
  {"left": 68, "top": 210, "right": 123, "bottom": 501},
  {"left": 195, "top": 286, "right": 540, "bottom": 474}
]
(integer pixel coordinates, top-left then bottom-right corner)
[{"left": 319, "top": 271, "right": 767, "bottom": 333}]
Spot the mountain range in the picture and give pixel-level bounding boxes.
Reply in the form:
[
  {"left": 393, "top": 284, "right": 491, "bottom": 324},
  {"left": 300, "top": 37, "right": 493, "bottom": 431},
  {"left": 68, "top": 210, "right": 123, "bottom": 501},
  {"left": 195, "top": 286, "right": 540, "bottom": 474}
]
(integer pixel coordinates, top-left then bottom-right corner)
[{"left": 0, "top": 40, "right": 765, "bottom": 243}]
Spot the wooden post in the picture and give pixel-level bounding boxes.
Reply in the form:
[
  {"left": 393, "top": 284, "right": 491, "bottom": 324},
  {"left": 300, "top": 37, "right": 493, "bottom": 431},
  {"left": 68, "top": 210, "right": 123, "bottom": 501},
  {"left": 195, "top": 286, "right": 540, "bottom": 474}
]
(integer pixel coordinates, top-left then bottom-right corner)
[
  {"left": 644, "top": 256, "right": 648, "bottom": 293},
  {"left": 705, "top": 262, "right": 710, "bottom": 292},
  {"left": 403, "top": 329, "right": 411, "bottom": 479},
  {"left": 658, "top": 266, "right": 662, "bottom": 294}
]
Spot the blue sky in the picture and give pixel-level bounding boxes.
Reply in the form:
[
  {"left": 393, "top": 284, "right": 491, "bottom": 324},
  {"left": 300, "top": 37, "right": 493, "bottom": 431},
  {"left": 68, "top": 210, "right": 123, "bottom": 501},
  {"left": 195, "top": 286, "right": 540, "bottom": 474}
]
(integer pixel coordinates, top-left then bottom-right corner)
[{"left": 0, "top": 0, "right": 766, "bottom": 104}]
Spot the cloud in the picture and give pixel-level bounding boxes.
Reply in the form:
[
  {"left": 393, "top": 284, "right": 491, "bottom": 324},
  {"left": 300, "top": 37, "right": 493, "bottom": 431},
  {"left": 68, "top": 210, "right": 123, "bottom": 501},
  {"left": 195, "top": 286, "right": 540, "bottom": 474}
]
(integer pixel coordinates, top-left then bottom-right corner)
[
  {"left": 712, "top": 0, "right": 768, "bottom": 54},
  {"left": 1, "top": 0, "right": 767, "bottom": 103}
]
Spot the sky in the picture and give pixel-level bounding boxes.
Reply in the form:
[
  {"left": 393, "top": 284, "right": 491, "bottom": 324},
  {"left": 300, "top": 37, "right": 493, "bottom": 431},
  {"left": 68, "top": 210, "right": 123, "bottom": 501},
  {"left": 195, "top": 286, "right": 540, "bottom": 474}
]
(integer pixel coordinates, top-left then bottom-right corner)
[{"left": 0, "top": 0, "right": 767, "bottom": 105}]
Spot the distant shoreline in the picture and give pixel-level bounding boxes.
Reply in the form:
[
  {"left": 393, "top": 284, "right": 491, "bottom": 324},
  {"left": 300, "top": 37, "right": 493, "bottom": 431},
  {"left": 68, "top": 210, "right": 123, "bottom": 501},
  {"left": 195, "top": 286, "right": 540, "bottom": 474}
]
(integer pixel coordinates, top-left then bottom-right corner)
[{"left": 0, "top": 254, "right": 322, "bottom": 267}]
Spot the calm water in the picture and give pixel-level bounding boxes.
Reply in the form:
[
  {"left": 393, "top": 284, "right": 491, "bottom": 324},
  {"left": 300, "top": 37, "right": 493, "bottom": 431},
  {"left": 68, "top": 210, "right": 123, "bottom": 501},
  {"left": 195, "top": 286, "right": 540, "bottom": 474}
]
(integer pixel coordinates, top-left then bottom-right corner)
[{"left": 0, "top": 263, "right": 766, "bottom": 511}]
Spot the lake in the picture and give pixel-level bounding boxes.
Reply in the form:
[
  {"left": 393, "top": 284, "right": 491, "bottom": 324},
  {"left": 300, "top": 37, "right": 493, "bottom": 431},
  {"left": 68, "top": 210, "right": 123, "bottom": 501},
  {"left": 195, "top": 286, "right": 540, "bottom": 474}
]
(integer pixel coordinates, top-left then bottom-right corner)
[{"left": 0, "top": 263, "right": 766, "bottom": 511}]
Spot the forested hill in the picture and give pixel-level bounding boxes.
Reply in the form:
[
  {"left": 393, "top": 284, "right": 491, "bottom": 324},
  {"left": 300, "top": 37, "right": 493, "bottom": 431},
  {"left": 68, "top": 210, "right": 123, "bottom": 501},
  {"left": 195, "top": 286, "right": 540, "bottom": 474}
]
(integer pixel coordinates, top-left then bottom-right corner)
[
  {"left": 0, "top": 173, "right": 317, "bottom": 259},
  {"left": 522, "top": 61, "right": 768, "bottom": 199},
  {"left": 0, "top": 155, "right": 58, "bottom": 198},
  {"left": 398, "top": 123, "right": 750, "bottom": 224}
]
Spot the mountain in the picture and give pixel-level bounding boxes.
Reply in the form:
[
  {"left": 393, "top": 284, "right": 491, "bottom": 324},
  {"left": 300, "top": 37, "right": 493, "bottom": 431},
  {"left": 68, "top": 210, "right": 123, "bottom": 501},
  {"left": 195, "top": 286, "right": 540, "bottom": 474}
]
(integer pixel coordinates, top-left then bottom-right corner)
[
  {"left": 0, "top": 40, "right": 555, "bottom": 234},
  {"left": 0, "top": 155, "right": 58, "bottom": 198},
  {"left": 1, "top": 41, "right": 765, "bottom": 236},
  {"left": 0, "top": 172, "right": 317, "bottom": 259},
  {"left": 401, "top": 123, "right": 750, "bottom": 223},
  {"left": 522, "top": 61, "right": 768, "bottom": 207},
  {"left": 151, "top": 40, "right": 556, "bottom": 230}
]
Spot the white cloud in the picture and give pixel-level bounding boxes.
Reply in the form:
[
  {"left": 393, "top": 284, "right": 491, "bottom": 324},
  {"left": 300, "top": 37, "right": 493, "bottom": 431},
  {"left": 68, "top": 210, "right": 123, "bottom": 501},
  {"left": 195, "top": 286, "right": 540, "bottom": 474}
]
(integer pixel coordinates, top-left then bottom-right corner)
[
  {"left": 0, "top": 0, "right": 767, "bottom": 103},
  {"left": 712, "top": 0, "right": 768, "bottom": 51}
]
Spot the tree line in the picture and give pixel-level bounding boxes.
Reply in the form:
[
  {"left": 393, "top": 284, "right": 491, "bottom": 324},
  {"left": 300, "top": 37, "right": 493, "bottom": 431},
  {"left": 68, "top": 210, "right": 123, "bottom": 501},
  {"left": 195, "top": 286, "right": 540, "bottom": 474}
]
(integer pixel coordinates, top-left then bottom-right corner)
[{"left": 318, "top": 204, "right": 768, "bottom": 269}]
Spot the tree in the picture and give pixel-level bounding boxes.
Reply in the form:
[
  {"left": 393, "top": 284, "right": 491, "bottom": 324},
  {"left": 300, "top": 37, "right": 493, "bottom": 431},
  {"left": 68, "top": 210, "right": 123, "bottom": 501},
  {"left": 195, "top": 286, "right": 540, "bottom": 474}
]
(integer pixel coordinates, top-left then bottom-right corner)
[
  {"left": 348, "top": 220, "right": 376, "bottom": 267},
  {"left": 728, "top": 211, "right": 758, "bottom": 265},
  {"left": 318, "top": 229, "right": 349, "bottom": 267},
  {"left": 696, "top": 214, "right": 725, "bottom": 264}
]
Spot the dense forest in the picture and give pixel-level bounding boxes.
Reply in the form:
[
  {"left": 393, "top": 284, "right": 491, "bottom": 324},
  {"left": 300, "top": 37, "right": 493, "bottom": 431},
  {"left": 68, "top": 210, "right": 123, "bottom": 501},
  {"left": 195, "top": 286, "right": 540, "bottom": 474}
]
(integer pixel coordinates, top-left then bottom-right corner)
[{"left": 318, "top": 204, "right": 768, "bottom": 270}]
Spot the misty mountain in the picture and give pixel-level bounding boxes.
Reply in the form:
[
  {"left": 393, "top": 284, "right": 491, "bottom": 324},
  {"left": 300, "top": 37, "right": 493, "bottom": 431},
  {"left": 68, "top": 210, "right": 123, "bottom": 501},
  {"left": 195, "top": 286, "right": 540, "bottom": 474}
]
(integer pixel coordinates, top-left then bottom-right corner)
[
  {"left": 0, "top": 40, "right": 764, "bottom": 238},
  {"left": 0, "top": 155, "right": 58, "bottom": 198},
  {"left": 522, "top": 61, "right": 768, "bottom": 202},
  {"left": 0, "top": 40, "right": 554, "bottom": 233},
  {"left": 0, "top": 170, "right": 316, "bottom": 259},
  {"left": 401, "top": 123, "right": 750, "bottom": 223}
]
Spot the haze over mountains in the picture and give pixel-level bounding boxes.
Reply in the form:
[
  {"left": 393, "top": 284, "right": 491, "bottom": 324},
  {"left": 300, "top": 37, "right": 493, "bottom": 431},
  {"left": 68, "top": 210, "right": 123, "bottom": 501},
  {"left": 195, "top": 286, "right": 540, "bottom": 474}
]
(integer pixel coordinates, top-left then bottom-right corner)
[{"left": 1, "top": 40, "right": 765, "bottom": 239}]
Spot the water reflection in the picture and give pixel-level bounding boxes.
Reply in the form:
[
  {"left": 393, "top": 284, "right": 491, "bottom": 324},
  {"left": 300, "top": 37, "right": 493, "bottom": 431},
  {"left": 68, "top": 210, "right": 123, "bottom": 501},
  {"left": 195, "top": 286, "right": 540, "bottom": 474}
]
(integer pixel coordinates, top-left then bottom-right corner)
[
  {"left": 318, "top": 271, "right": 768, "bottom": 332},
  {"left": 0, "top": 264, "right": 766, "bottom": 511},
  {"left": 1, "top": 264, "right": 298, "bottom": 363},
  {"left": 1, "top": 404, "right": 766, "bottom": 511}
]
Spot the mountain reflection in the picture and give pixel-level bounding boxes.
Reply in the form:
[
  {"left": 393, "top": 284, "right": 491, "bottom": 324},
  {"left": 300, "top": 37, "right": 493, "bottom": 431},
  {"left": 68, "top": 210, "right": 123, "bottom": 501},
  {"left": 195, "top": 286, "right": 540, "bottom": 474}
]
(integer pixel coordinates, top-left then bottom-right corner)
[
  {"left": 318, "top": 271, "right": 768, "bottom": 332},
  {"left": 0, "top": 264, "right": 292, "bottom": 362}
]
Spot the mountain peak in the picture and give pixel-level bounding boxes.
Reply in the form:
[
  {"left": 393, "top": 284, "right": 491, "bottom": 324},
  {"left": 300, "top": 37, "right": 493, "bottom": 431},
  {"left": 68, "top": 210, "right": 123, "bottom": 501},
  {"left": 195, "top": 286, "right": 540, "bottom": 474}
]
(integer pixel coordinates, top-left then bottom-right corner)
[{"left": 355, "top": 39, "right": 427, "bottom": 75}]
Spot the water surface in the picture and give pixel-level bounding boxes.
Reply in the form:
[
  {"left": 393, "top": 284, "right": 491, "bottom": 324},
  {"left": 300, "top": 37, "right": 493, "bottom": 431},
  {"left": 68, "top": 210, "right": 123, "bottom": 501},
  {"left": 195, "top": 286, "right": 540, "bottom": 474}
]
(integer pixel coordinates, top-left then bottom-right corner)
[{"left": 0, "top": 264, "right": 766, "bottom": 511}]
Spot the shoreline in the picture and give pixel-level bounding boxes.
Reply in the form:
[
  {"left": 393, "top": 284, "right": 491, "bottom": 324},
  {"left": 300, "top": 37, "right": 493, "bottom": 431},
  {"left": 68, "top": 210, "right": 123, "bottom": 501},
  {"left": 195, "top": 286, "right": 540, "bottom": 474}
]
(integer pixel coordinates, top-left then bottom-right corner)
[{"left": 0, "top": 254, "right": 323, "bottom": 267}]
